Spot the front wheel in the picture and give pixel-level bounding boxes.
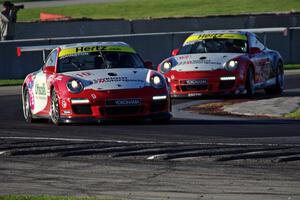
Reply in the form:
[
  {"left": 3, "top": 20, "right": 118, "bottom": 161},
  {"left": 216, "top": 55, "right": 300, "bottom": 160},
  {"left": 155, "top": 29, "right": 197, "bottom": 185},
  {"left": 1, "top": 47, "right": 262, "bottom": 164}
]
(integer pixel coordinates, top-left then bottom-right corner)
[
  {"left": 265, "top": 62, "right": 284, "bottom": 95},
  {"left": 23, "top": 87, "right": 34, "bottom": 123},
  {"left": 50, "top": 90, "right": 60, "bottom": 125},
  {"left": 245, "top": 67, "right": 255, "bottom": 97}
]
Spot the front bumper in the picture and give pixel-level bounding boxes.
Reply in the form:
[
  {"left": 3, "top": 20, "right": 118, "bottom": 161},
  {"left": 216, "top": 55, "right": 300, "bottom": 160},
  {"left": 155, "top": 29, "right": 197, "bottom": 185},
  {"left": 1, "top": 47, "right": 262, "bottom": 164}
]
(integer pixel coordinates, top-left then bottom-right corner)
[
  {"left": 58, "top": 87, "right": 172, "bottom": 121},
  {"left": 166, "top": 70, "right": 245, "bottom": 97}
]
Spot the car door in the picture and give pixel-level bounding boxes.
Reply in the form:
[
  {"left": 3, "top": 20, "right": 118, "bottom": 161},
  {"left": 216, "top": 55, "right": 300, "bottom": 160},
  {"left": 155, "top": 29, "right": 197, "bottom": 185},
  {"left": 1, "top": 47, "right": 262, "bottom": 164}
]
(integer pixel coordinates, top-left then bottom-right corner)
[
  {"left": 32, "top": 49, "right": 58, "bottom": 115},
  {"left": 249, "top": 34, "right": 271, "bottom": 86}
]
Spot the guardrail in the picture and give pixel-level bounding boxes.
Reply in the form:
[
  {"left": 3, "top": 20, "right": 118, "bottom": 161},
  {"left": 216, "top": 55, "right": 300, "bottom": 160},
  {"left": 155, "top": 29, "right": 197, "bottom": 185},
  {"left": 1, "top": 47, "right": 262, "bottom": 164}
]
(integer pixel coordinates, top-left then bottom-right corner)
[{"left": 0, "top": 27, "right": 299, "bottom": 79}]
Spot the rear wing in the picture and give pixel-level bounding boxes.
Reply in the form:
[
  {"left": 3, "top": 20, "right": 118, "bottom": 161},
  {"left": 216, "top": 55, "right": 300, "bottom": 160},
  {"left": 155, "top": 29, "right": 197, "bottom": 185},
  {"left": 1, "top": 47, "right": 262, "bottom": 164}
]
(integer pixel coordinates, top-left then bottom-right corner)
[{"left": 17, "top": 45, "right": 58, "bottom": 62}]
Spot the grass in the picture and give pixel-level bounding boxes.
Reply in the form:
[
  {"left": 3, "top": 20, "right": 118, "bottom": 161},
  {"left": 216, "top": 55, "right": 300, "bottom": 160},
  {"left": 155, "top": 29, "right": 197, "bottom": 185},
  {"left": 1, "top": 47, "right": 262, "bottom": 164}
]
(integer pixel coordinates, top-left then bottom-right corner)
[
  {"left": 16, "top": 0, "right": 300, "bottom": 22},
  {"left": 285, "top": 107, "right": 300, "bottom": 119},
  {"left": 285, "top": 64, "right": 300, "bottom": 70},
  {"left": 0, "top": 79, "right": 23, "bottom": 86},
  {"left": 0, "top": 196, "right": 119, "bottom": 200},
  {"left": 0, "top": 0, "right": 51, "bottom": 3}
]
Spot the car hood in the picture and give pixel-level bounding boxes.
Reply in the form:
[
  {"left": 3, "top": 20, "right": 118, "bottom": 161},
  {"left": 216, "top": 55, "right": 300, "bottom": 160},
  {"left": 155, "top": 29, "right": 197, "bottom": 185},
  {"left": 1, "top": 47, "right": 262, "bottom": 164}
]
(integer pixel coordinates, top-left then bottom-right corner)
[
  {"left": 62, "top": 68, "right": 149, "bottom": 91},
  {"left": 171, "top": 53, "right": 244, "bottom": 72}
]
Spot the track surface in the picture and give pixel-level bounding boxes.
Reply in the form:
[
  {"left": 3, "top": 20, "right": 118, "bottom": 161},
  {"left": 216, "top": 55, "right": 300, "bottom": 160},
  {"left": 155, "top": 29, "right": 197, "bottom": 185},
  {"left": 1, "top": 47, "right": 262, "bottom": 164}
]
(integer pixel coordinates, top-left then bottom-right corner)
[
  {"left": 0, "top": 74, "right": 300, "bottom": 200},
  {"left": 0, "top": 74, "right": 299, "bottom": 145}
]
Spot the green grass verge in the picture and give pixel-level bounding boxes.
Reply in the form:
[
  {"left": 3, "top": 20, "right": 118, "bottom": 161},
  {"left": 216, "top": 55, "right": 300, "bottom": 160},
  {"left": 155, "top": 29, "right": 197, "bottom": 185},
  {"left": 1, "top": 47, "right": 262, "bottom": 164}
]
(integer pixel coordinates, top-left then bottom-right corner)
[
  {"left": 0, "top": 0, "right": 51, "bottom": 3},
  {"left": 284, "top": 64, "right": 300, "bottom": 70},
  {"left": 17, "top": 0, "right": 300, "bottom": 22},
  {"left": 285, "top": 108, "right": 300, "bottom": 119},
  {"left": 0, "top": 196, "right": 119, "bottom": 200},
  {"left": 0, "top": 79, "right": 23, "bottom": 86}
]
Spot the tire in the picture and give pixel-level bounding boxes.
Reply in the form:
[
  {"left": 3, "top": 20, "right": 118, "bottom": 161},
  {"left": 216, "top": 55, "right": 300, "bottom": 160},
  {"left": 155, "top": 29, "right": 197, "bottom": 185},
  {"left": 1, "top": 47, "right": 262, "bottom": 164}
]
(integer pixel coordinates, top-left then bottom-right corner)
[
  {"left": 265, "top": 62, "right": 284, "bottom": 95},
  {"left": 50, "top": 90, "right": 60, "bottom": 125},
  {"left": 22, "top": 87, "right": 34, "bottom": 123},
  {"left": 245, "top": 67, "right": 255, "bottom": 97}
]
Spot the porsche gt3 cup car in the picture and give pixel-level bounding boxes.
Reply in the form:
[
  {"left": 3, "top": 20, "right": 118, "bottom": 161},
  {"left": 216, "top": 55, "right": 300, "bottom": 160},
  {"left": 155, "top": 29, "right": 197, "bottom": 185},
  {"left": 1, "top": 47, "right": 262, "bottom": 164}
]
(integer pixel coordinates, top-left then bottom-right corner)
[
  {"left": 157, "top": 30, "right": 284, "bottom": 98},
  {"left": 20, "top": 42, "right": 172, "bottom": 124}
]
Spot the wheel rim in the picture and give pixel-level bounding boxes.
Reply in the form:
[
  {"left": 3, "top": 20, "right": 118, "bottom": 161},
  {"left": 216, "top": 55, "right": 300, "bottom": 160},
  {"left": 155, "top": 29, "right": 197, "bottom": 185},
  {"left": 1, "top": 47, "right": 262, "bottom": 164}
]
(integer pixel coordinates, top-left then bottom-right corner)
[
  {"left": 51, "top": 92, "right": 59, "bottom": 123},
  {"left": 23, "top": 89, "right": 31, "bottom": 120},
  {"left": 277, "top": 64, "right": 284, "bottom": 90}
]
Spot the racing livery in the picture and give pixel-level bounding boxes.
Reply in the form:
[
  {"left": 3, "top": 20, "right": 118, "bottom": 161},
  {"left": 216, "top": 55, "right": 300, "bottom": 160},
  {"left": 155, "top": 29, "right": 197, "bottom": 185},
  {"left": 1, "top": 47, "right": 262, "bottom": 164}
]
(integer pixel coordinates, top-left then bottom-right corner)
[
  {"left": 20, "top": 42, "right": 171, "bottom": 124},
  {"left": 157, "top": 30, "right": 284, "bottom": 97}
]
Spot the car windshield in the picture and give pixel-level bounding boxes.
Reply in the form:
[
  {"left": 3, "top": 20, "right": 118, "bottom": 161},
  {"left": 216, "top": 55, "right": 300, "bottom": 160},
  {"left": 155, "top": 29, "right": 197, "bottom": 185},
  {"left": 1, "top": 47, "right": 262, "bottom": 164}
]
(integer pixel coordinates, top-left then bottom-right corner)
[
  {"left": 57, "top": 52, "right": 145, "bottom": 73},
  {"left": 179, "top": 39, "right": 248, "bottom": 54}
]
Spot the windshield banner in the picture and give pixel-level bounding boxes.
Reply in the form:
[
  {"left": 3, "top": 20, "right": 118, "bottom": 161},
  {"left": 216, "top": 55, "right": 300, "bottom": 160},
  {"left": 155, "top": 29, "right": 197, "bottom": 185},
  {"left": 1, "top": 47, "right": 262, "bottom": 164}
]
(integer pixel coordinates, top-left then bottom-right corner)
[
  {"left": 184, "top": 33, "right": 247, "bottom": 44},
  {"left": 59, "top": 45, "right": 136, "bottom": 58}
]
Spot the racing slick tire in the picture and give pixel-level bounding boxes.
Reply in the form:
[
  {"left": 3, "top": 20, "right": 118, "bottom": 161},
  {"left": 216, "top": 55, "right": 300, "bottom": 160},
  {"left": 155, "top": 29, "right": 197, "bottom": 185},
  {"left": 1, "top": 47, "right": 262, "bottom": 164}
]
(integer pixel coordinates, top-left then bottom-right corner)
[
  {"left": 265, "top": 62, "right": 284, "bottom": 95},
  {"left": 245, "top": 67, "right": 255, "bottom": 98},
  {"left": 50, "top": 90, "right": 60, "bottom": 125},
  {"left": 23, "top": 86, "right": 35, "bottom": 123}
]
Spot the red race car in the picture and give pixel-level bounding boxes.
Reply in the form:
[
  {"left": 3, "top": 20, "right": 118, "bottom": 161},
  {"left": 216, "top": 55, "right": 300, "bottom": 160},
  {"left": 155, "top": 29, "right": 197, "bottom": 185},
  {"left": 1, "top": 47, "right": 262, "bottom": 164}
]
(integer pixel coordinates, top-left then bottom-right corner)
[
  {"left": 157, "top": 30, "right": 284, "bottom": 98},
  {"left": 19, "top": 42, "right": 172, "bottom": 124}
]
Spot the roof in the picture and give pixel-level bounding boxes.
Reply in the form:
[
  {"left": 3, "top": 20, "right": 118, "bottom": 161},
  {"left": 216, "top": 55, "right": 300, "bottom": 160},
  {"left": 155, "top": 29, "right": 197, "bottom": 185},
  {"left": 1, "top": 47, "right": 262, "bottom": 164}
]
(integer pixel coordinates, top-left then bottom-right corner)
[
  {"left": 59, "top": 41, "right": 130, "bottom": 50},
  {"left": 192, "top": 30, "right": 248, "bottom": 35}
]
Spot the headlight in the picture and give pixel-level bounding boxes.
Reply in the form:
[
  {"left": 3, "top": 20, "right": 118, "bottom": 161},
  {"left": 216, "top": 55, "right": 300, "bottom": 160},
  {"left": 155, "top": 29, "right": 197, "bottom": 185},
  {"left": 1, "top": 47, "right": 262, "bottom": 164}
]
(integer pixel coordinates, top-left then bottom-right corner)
[
  {"left": 161, "top": 61, "right": 172, "bottom": 73},
  {"left": 224, "top": 60, "right": 238, "bottom": 71},
  {"left": 150, "top": 74, "right": 165, "bottom": 89},
  {"left": 67, "top": 79, "right": 83, "bottom": 93}
]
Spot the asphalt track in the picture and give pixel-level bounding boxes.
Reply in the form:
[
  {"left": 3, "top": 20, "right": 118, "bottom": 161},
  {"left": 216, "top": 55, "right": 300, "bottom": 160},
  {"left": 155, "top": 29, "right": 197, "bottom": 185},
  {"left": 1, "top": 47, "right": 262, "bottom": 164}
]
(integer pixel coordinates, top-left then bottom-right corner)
[
  {"left": 0, "top": 74, "right": 299, "bottom": 145},
  {"left": 1, "top": 74, "right": 300, "bottom": 200}
]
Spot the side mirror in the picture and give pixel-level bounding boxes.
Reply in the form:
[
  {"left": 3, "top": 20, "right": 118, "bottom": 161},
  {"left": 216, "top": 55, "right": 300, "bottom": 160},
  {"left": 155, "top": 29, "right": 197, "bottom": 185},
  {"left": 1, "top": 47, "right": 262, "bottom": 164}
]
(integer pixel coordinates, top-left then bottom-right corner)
[
  {"left": 144, "top": 61, "right": 154, "bottom": 69},
  {"left": 171, "top": 49, "right": 179, "bottom": 56},
  {"left": 43, "top": 66, "right": 55, "bottom": 74},
  {"left": 249, "top": 47, "right": 262, "bottom": 54}
]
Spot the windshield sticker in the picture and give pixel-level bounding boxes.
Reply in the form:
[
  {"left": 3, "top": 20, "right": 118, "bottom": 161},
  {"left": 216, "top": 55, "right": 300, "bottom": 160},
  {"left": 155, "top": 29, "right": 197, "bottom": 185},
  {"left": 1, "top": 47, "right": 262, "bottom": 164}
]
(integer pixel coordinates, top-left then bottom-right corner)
[
  {"left": 184, "top": 33, "right": 247, "bottom": 44},
  {"left": 59, "top": 46, "right": 136, "bottom": 58}
]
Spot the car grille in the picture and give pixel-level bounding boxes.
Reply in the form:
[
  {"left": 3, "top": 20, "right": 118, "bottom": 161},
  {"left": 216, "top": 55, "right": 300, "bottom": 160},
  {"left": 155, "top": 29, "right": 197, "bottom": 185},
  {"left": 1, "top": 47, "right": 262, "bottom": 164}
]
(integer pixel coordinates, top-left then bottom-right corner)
[
  {"left": 72, "top": 105, "right": 92, "bottom": 115},
  {"left": 180, "top": 85, "right": 208, "bottom": 92},
  {"left": 100, "top": 106, "right": 143, "bottom": 116}
]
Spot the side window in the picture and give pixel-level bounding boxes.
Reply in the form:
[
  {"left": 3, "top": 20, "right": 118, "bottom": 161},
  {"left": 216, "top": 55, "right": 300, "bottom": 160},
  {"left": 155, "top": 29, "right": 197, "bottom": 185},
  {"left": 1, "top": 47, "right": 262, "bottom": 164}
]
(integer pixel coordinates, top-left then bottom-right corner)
[
  {"left": 254, "top": 37, "right": 265, "bottom": 50},
  {"left": 45, "top": 50, "right": 57, "bottom": 67},
  {"left": 249, "top": 35, "right": 265, "bottom": 50}
]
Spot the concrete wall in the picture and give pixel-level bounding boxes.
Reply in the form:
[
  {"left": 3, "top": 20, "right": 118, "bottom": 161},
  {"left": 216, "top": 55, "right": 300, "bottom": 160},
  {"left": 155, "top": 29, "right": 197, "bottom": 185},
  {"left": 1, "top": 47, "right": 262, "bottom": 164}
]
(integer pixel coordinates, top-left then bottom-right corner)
[
  {"left": 0, "top": 29, "right": 297, "bottom": 79},
  {"left": 14, "top": 13, "right": 300, "bottom": 39}
]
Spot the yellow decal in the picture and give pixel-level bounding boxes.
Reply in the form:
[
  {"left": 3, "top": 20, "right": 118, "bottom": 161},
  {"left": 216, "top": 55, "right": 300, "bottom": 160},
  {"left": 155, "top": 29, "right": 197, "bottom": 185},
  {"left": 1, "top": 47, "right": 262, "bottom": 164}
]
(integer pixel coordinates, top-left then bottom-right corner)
[
  {"left": 59, "top": 46, "right": 136, "bottom": 57},
  {"left": 184, "top": 33, "right": 247, "bottom": 44}
]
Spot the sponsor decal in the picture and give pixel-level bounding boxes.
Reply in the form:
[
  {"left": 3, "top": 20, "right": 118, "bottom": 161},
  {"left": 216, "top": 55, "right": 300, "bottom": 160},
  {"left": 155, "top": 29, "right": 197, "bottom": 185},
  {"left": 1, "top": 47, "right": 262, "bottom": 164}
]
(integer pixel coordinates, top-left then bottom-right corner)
[
  {"left": 178, "top": 55, "right": 191, "bottom": 60},
  {"left": 76, "top": 72, "right": 92, "bottom": 78},
  {"left": 185, "top": 79, "right": 208, "bottom": 85},
  {"left": 35, "top": 83, "right": 46, "bottom": 95},
  {"left": 27, "top": 80, "right": 34, "bottom": 90},
  {"left": 59, "top": 45, "right": 136, "bottom": 58},
  {"left": 106, "top": 98, "right": 141, "bottom": 106},
  {"left": 184, "top": 33, "right": 247, "bottom": 44},
  {"left": 178, "top": 59, "right": 221, "bottom": 66},
  {"left": 92, "top": 76, "right": 144, "bottom": 84},
  {"left": 188, "top": 93, "right": 203, "bottom": 97}
]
